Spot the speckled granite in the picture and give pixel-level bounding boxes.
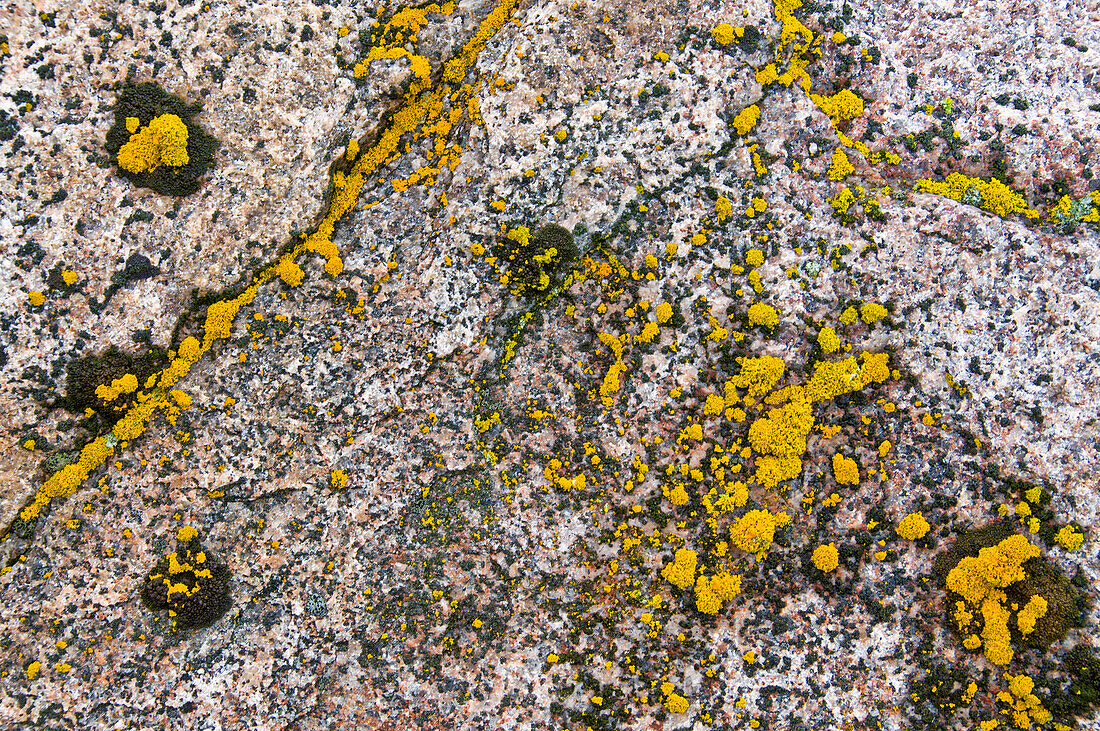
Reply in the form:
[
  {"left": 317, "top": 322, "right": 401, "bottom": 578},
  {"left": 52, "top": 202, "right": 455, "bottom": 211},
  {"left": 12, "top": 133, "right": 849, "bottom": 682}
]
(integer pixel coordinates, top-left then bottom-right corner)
[{"left": 1, "top": 0, "right": 1098, "bottom": 728}]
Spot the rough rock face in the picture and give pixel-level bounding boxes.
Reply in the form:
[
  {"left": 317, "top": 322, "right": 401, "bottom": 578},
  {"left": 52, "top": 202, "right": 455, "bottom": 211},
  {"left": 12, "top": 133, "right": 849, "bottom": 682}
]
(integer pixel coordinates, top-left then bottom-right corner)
[{"left": 0, "top": 0, "right": 1097, "bottom": 729}]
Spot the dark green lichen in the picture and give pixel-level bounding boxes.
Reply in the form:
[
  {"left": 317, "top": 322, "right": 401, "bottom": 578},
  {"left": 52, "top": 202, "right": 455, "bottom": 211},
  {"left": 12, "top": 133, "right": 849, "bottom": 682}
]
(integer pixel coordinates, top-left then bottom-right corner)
[
  {"left": 496, "top": 223, "right": 579, "bottom": 298},
  {"left": 141, "top": 536, "right": 232, "bottom": 629},
  {"left": 104, "top": 81, "right": 218, "bottom": 196},
  {"left": 59, "top": 346, "right": 167, "bottom": 425}
]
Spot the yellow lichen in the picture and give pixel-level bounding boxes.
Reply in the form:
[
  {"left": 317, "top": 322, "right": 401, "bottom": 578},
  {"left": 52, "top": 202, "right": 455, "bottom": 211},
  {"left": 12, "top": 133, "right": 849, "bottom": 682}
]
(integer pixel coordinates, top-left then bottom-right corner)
[
  {"left": 716, "top": 196, "right": 733, "bottom": 222},
  {"left": 831, "top": 453, "right": 859, "bottom": 485},
  {"left": 810, "top": 89, "right": 864, "bottom": 125},
  {"left": 859, "top": 302, "right": 888, "bottom": 324},
  {"left": 896, "top": 512, "right": 930, "bottom": 540},
  {"left": 733, "top": 104, "right": 762, "bottom": 136},
  {"left": 747, "top": 302, "right": 779, "bottom": 330},
  {"left": 817, "top": 326, "right": 840, "bottom": 354},
  {"left": 827, "top": 149, "right": 855, "bottom": 181},
  {"left": 730, "top": 509, "right": 777, "bottom": 555},
  {"left": 711, "top": 23, "right": 736, "bottom": 47},
  {"left": 914, "top": 172, "right": 1037, "bottom": 219},
  {"left": 1055, "top": 525, "right": 1083, "bottom": 551},
  {"left": 811, "top": 543, "right": 839, "bottom": 572},
  {"left": 661, "top": 548, "right": 697, "bottom": 589},
  {"left": 331, "top": 469, "right": 349, "bottom": 490},
  {"left": 117, "top": 113, "right": 190, "bottom": 174}
]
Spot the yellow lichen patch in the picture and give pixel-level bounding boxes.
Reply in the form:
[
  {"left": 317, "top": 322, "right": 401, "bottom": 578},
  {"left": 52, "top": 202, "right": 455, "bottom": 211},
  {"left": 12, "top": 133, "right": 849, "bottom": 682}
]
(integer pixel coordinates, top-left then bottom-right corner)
[
  {"left": 28, "top": 290, "right": 46, "bottom": 307},
  {"left": 812, "top": 543, "right": 839, "bottom": 572},
  {"left": 817, "top": 326, "right": 840, "bottom": 354},
  {"left": 914, "top": 172, "right": 1038, "bottom": 219},
  {"left": 330, "top": 469, "right": 349, "bottom": 490},
  {"left": 747, "top": 302, "right": 778, "bottom": 330},
  {"left": 26, "top": 661, "right": 41, "bottom": 679},
  {"left": 730, "top": 509, "right": 777, "bottom": 555},
  {"left": 1055, "top": 525, "right": 1083, "bottom": 551},
  {"left": 117, "top": 113, "right": 190, "bottom": 173},
  {"left": 716, "top": 196, "right": 733, "bottom": 222},
  {"left": 827, "top": 149, "right": 855, "bottom": 181},
  {"left": 21, "top": 0, "right": 522, "bottom": 524},
  {"left": 176, "top": 525, "right": 199, "bottom": 542},
  {"left": 655, "top": 301, "right": 673, "bottom": 324},
  {"left": 859, "top": 302, "right": 887, "bottom": 324},
  {"left": 946, "top": 534, "right": 1044, "bottom": 665},
  {"left": 61, "top": 269, "right": 78, "bottom": 286},
  {"left": 1015, "top": 595, "right": 1048, "bottom": 636},
  {"left": 810, "top": 90, "right": 864, "bottom": 125},
  {"left": 694, "top": 575, "right": 722, "bottom": 614},
  {"left": 94, "top": 373, "right": 138, "bottom": 402},
  {"left": 745, "top": 248, "right": 765, "bottom": 267},
  {"left": 733, "top": 104, "right": 761, "bottom": 136},
  {"left": 711, "top": 23, "right": 736, "bottom": 46},
  {"left": 830, "top": 186, "right": 857, "bottom": 215},
  {"left": 896, "top": 512, "right": 930, "bottom": 540},
  {"left": 661, "top": 548, "right": 697, "bottom": 589},
  {"left": 998, "top": 674, "right": 1052, "bottom": 728},
  {"left": 831, "top": 453, "right": 859, "bottom": 485},
  {"left": 597, "top": 332, "right": 628, "bottom": 406}
]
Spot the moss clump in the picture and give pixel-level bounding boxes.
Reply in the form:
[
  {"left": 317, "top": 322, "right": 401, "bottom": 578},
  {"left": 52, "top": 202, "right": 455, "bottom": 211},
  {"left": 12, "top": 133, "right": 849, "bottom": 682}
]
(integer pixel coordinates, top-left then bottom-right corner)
[
  {"left": 141, "top": 533, "right": 231, "bottom": 629},
  {"left": 497, "top": 223, "right": 579, "bottom": 297},
  {"left": 61, "top": 346, "right": 167, "bottom": 424},
  {"left": 105, "top": 82, "right": 218, "bottom": 196}
]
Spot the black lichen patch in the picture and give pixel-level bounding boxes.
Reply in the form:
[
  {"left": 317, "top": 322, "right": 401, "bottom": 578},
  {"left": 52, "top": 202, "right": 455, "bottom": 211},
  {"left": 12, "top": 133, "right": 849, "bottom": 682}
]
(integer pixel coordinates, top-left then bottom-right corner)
[
  {"left": 59, "top": 346, "right": 167, "bottom": 424},
  {"left": 104, "top": 81, "right": 218, "bottom": 196},
  {"left": 1048, "top": 645, "right": 1100, "bottom": 722},
  {"left": 89, "top": 253, "right": 161, "bottom": 314},
  {"left": 142, "top": 536, "right": 232, "bottom": 629},
  {"left": 496, "top": 223, "right": 579, "bottom": 298}
]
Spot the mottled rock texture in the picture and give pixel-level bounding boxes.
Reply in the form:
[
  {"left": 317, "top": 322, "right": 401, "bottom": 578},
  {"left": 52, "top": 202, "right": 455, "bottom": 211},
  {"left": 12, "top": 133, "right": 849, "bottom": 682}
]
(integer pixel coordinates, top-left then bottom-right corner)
[{"left": 0, "top": 0, "right": 1098, "bottom": 729}]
